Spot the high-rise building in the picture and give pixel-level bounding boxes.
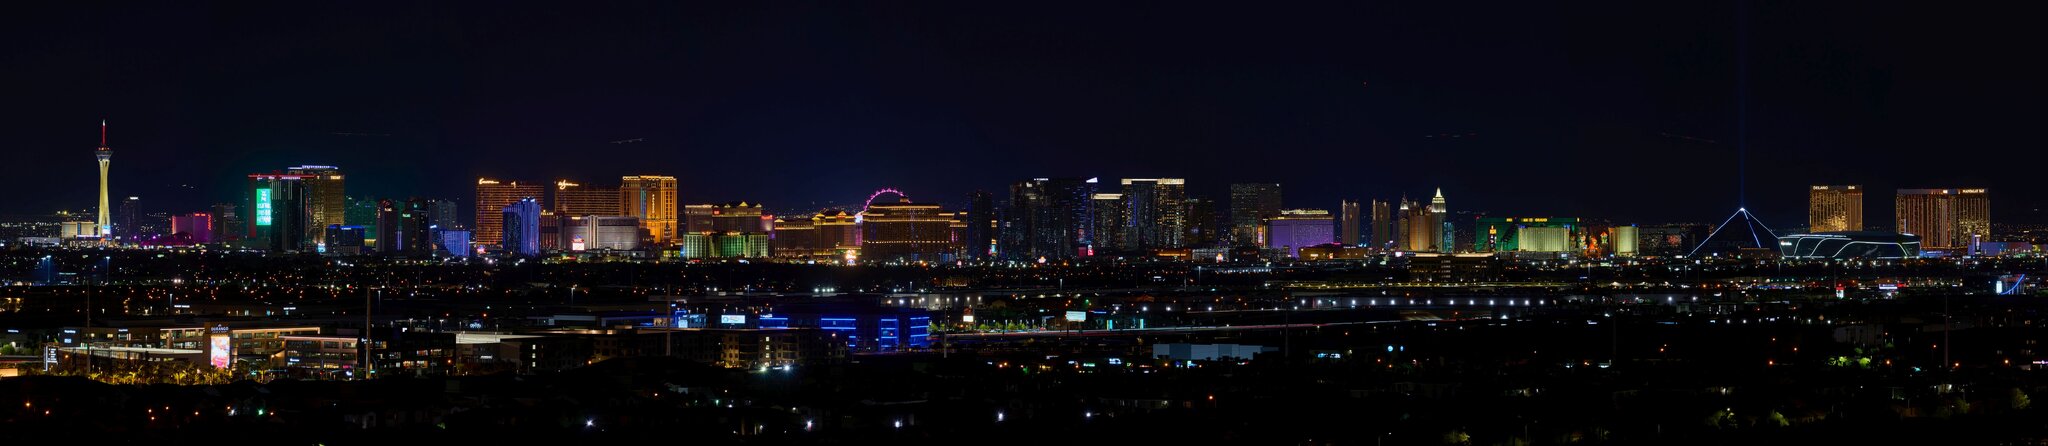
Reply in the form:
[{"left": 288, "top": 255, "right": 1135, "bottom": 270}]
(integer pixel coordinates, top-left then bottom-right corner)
[
  {"left": 537, "top": 210, "right": 562, "bottom": 252},
  {"left": 323, "top": 225, "right": 367, "bottom": 255},
  {"left": 248, "top": 174, "right": 313, "bottom": 252},
  {"left": 501, "top": 198, "right": 543, "bottom": 257},
  {"left": 620, "top": 175, "right": 679, "bottom": 244},
  {"left": 1229, "top": 183, "right": 1283, "bottom": 247},
  {"left": 563, "top": 215, "right": 644, "bottom": 252},
  {"left": 1264, "top": 209, "right": 1334, "bottom": 258},
  {"left": 345, "top": 196, "right": 380, "bottom": 244},
  {"left": 377, "top": 198, "right": 432, "bottom": 256},
  {"left": 116, "top": 196, "right": 140, "bottom": 241},
  {"left": 1808, "top": 185, "right": 1864, "bottom": 232},
  {"left": 94, "top": 120, "right": 113, "bottom": 238},
  {"left": 861, "top": 199, "right": 953, "bottom": 262},
  {"left": 1090, "top": 193, "right": 1127, "bottom": 253},
  {"left": 683, "top": 204, "right": 715, "bottom": 234},
  {"left": 1611, "top": 225, "right": 1640, "bottom": 257},
  {"left": 815, "top": 210, "right": 859, "bottom": 254},
  {"left": 170, "top": 213, "right": 213, "bottom": 244},
  {"left": 1339, "top": 200, "right": 1361, "bottom": 246},
  {"left": 1001, "top": 178, "right": 1096, "bottom": 260},
  {"left": 1517, "top": 227, "right": 1574, "bottom": 252},
  {"left": 1121, "top": 178, "right": 1188, "bottom": 251},
  {"left": 1394, "top": 190, "right": 1449, "bottom": 253},
  {"left": 426, "top": 199, "right": 459, "bottom": 230},
  {"left": 437, "top": 230, "right": 472, "bottom": 258},
  {"left": 677, "top": 202, "right": 771, "bottom": 259},
  {"left": 771, "top": 216, "right": 817, "bottom": 258},
  {"left": 475, "top": 179, "right": 544, "bottom": 246},
  {"left": 1185, "top": 197, "right": 1220, "bottom": 248},
  {"left": 553, "top": 180, "right": 622, "bottom": 217},
  {"left": 210, "top": 203, "right": 241, "bottom": 243},
  {"left": 1370, "top": 200, "right": 1392, "bottom": 250},
  {"left": 711, "top": 202, "right": 769, "bottom": 233},
  {"left": 1473, "top": 217, "right": 1585, "bottom": 253},
  {"left": 1430, "top": 189, "right": 1450, "bottom": 253},
  {"left": 1896, "top": 188, "right": 1990, "bottom": 251},
  {"left": 962, "top": 191, "right": 995, "bottom": 259},
  {"left": 287, "top": 166, "right": 346, "bottom": 244}
]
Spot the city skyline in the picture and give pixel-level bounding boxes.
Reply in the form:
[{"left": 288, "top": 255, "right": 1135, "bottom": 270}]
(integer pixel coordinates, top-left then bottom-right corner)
[
  {"left": 6, "top": 3, "right": 2045, "bottom": 225},
  {"left": 6, "top": 3, "right": 2048, "bottom": 444}
]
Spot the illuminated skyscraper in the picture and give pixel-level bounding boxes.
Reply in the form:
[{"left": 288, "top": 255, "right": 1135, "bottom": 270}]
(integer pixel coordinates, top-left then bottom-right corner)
[
  {"left": 1431, "top": 189, "right": 1449, "bottom": 253},
  {"left": 553, "top": 180, "right": 622, "bottom": 217},
  {"left": 1229, "top": 183, "right": 1282, "bottom": 246},
  {"left": 377, "top": 198, "right": 431, "bottom": 256},
  {"left": 1370, "top": 200, "right": 1392, "bottom": 250},
  {"left": 1003, "top": 178, "right": 1097, "bottom": 259},
  {"left": 814, "top": 210, "right": 859, "bottom": 253},
  {"left": 501, "top": 198, "right": 543, "bottom": 257},
  {"left": 1896, "top": 188, "right": 1990, "bottom": 251},
  {"left": 1611, "top": 225, "right": 1639, "bottom": 257},
  {"left": 170, "top": 213, "right": 213, "bottom": 244},
  {"left": 345, "top": 196, "right": 379, "bottom": 243},
  {"left": 287, "top": 166, "right": 346, "bottom": 244},
  {"left": 426, "top": 199, "right": 459, "bottom": 231},
  {"left": 248, "top": 174, "right": 313, "bottom": 252},
  {"left": 1808, "top": 185, "right": 1864, "bottom": 232},
  {"left": 563, "top": 215, "right": 644, "bottom": 252},
  {"left": 1395, "top": 191, "right": 1448, "bottom": 253},
  {"left": 962, "top": 191, "right": 995, "bottom": 259},
  {"left": 771, "top": 216, "right": 817, "bottom": 257},
  {"left": 1264, "top": 209, "right": 1334, "bottom": 258},
  {"left": 211, "top": 203, "right": 241, "bottom": 243},
  {"left": 1339, "top": 200, "right": 1360, "bottom": 246},
  {"left": 1121, "top": 178, "right": 1187, "bottom": 250},
  {"left": 861, "top": 199, "right": 954, "bottom": 261},
  {"left": 116, "top": 196, "right": 140, "bottom": 241},
  {"left": 475, "top": 178, "right": 544, "bottom": 246},
  {"left": 1091, "top": 193, "right": 1127, "bottom": 252},
  {"left": 1185, "top": 197, "right": 1220, "bottom": 248},
  {"left": 711, "top": 202, "right": 769, "bottom": 233},
  {"left": 684, "top": 204, "right": 715, "bottom": 233},
  {"left": 621, "top": 175, "right": 678, "bottom": 244}
]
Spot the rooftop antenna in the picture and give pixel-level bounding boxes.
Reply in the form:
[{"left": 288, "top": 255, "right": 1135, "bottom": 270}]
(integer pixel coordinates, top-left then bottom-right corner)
[{"left": 1687, "top": 0, "right": 1778, "bottom": 258}]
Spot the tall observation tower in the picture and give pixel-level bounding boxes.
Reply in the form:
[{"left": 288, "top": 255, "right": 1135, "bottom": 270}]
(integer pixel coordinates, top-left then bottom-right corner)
[{"left": 96, "top": 120, "right": 112, "bottom": 237}]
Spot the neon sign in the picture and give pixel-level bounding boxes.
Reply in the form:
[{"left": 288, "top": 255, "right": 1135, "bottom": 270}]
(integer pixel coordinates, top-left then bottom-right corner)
[{"left": 255, "top": 188, "right": 273, "bottom": 226}]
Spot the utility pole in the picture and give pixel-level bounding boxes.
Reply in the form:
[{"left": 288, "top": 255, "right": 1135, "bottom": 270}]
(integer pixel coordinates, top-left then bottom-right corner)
[
  {"left": 84, "top": 262, "right": 92, "bottom": 375},
  {"left": 363, "top": 286, "right": 373, "bottom": 379}
]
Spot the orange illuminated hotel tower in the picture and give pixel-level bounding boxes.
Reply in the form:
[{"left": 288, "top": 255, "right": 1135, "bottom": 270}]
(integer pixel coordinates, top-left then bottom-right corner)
[
  {"left": 95, "top": 120, "right": 112, "bottom": 237},
  {"left": 475, "top": 178, "right": 545, "bottom": 246},
  {"left": 621, "top": 175, "right": 678, "bottom": 244},
  {"left": 1807, "top": 185, "right": 1863, "bottom": 232},
  {"left": 1896, "top": 188, "right": 1990, "bottom": 251}
]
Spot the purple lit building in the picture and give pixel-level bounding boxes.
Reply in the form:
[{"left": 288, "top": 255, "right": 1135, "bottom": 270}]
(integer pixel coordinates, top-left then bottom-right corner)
[
  {"left": 170, "top": 212, "right": 213, "bottom": 244},
  {"left": 1264, "top": 209, "right": 1334, "bottom": 258}
]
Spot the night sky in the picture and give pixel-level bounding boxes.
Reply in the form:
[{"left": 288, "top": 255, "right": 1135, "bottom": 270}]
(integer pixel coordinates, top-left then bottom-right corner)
[{"left": 4, "top": 1, "right": 2044, "bottom": 226}]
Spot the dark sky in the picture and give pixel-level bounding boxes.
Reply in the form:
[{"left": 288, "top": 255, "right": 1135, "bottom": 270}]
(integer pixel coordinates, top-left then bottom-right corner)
[{"left": 5, "top": 1, "right": 2044, "bottom": 227}]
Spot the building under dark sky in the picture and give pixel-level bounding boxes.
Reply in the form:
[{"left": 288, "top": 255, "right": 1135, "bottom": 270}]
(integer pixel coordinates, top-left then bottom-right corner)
[{"left": 4, "top": 1, "right": 2045, "bottom": 225}]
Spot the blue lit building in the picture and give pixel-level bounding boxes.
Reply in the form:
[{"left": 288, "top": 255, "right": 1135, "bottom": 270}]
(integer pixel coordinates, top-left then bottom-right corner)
[
  {"left": 436, "top": 229, "right": 472, "bottom": 257},
  {"left": 501, "top": 198, "right": 542, "bottom": 256},
  {"left": 714, "top": 303, "right": 931, "bottom": 351}
]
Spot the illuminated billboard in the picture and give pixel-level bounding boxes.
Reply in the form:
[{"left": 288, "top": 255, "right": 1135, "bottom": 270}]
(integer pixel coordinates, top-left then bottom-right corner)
[
  {"left": 1064, "top": 311, "right": 1087, "bottom": 322},
  {"left": 254, "top": 188, "right": 273, "bottom": 226},
  {"left": 209, "top": 334, "right": 232, "bottom": 369},
  {"left": 720, "top": 314, "right": 747, "bottom": 325}
]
